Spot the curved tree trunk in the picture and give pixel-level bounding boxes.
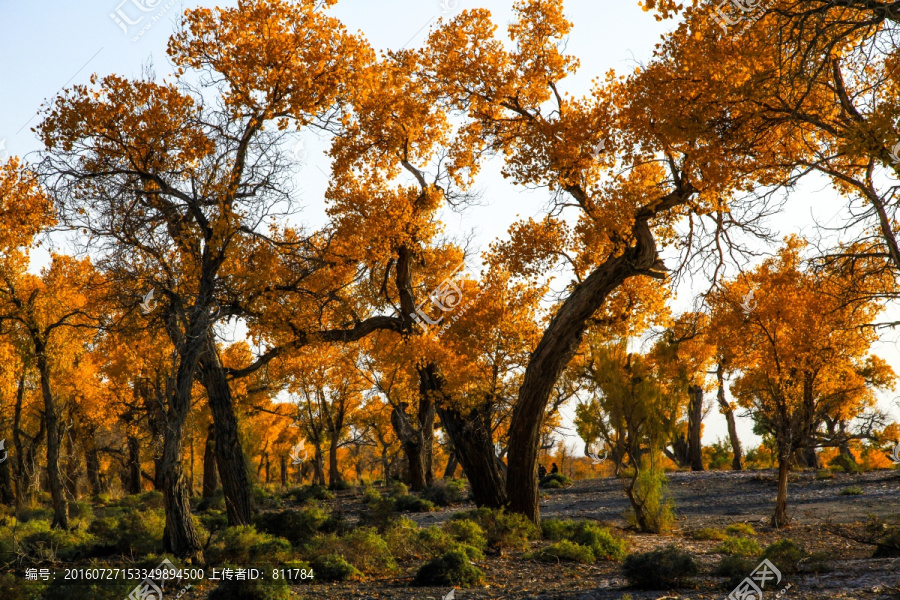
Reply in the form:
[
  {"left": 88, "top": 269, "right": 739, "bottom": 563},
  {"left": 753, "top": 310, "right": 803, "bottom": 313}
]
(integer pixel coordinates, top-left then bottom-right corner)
[
  {"left": 199, "top": 332, "right": 252, "bottom": 526},
  {"left": 507, "top": 215, "right": 675, "bottom": 524},
  {"left": 716, "top": 363, "right": 743, "bottom": 470},
  {"left": 443, "top": 450, "right": 458, "bottom": 479}
]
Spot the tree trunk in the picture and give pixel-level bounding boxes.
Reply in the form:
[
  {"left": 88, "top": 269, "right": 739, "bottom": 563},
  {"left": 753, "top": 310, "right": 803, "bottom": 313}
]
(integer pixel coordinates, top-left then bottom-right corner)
[
  {"left": 312, "top": 443, "right": 326, "bottom": 486},
  {"left": 280, "top": 455, "right": 288, "bottom": 488},
  {"left": 716, "top": 363, "right": 743, "bottom": 470},
  {"left": 64, "top": 434, "right": 79, "bottom": 500},
  {"left": 436, "top": 402, "right": 506, "bottom": 508},
  {"left": 198, "top": 332, "right": 252, "bottom": 526},
  {"left": 328, "top": 438, "right": 343, "bottom": 489},
  {"left": 443, "top": 450, "right": 458, "bottom": 479},
  {"left": 85, "top": 445, "right": 102, "bottom": 498},
  {"left": 773, "top": 454, "right": 790, "bottom": 528},
  {"left": 202, "top": 424, "right": 218, "bottom": 499},
  {"left": 13, "top": 370, "right": 32, "bottom": 508},
  {"left": 390, "top": 404, "right": 427, "bottom": 491},
  {"left": 506, "top": 215, "right": 676, "bottom": 524},
  {"left": 36, "top": 346, "right": 68, "bottom": 529},
  {"left": 687, "top": 384, "right": 704, "bottom": 471},
  {"left": 0, "top": 449, "right": 13, "bottom": 505},
  {"left": 126, "top": 435, "right": 143, "bottom": 495},
  {"left": 418, "top": 385, "right": 435, "bottom": 486}
]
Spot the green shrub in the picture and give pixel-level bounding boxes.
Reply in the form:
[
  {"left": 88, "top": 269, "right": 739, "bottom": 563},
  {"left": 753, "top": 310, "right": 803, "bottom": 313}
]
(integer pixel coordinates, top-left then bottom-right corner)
[
  {"left": 828, "top": 453, "right": 863, "bottom": 473},
  {"left": 541, "top": 518, "right": 576, "bottom": 541},
  {"left": 394, "top": 494, "right": 435, "bottom": 513},
  {"left": 388, "top": 481, "right": 409, "bottom": 497},
  {"left": 571, "top": 522, "right": 626, "bottom": 560},
  {"left": 714, "top": 555, "right": 758, "bottom": 589},
  {"left": 361, "top": 486, "right": 382, "bottom": 505},
  {"left": 840, "top": 486, "right": 863, "bottom": 496},
  {"left": 198, "top": 509, "right": 229, "bottom": 536},
  {"left": 113, "top": 509, "right": 166, "bottom": 556},
  {"left": 625, "top": 468, "right": 675, "bottom": 533},
  {"left": 725, "top": 523, "right": 756, "bottom": 536},
  {"left": 539, "top": 473, "right": 574, "bottom": 488},
  {"left": 215, "top": 526, "right": 293, "bottom": 564},
  {"left": 413, "top": 549, "right": 484, "bottom": 587},
  {"left": 761, "top": 539, "right": 807, "bottom": 574},
  {"left": 715, "top": 536, "right": 762, "bottom": 557},
  {"left": 691, "top": 527, "right": 727, "bottom": 541},
  {"left": 526, "top": 540, "right": 595, "bottom": 563},
  {"left": 423, "top": 479, "right": 465, "bottom": 507},
  {"left": 623, "top": 546, "right": 698, "bottom": 589},
  {"left": 16, "top": 507, "right": 52, "bottom": 523},
  {"left": 451, "top": 508, "right": 538, "bottom": 551},
  {"left": 361, "top": 496, "right": 400, "bottom": 530},
  {"left": 330, "top": 479, "right": 353, "bottom": 491},
  {"left": 119, "top": 490, "right": 164, "bottom": 510},
  {"left": 254, "top": 507, "right": 328, "bottom": 545},
  {"left": 444, "top": 519, "right": 487, "bottom": 551},
  {"left": 283, "top": 485, "right": 333, "bottom": 504},
  {"left": 310, "top": 553, "right": 361, "bottom": 581},
  {"left": 20, "top": 520, "right": 95, "bottom": 561},
  {"left": 0, "top": 572, "right": 45, "bottom": 600},
  {"left": 337, "top": 527, "right": 396, "bottom": 574},
  {"left": 814, "top": 469, "right": 835, "bottom": 480}
]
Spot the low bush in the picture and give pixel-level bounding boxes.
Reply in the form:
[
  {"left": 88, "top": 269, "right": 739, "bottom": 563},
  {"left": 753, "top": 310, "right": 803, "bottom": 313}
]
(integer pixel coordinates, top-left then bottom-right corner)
[
  {"left": 840, "top": 486, "right": 863, "bottom": 496},
  {"left": 539, "top": 473, "right": 574, "bottom": 488},
  {"left": 761, "top": 539, "right": 807, "bottom": 574},
  {"left": 714, "top": 555, "right": 759, "bottom": 589},
  {"left": 526, "top": 540, "right": 595, "bottom": 563},
  {"left": 208, "top": 577, "right": 289, "bottom": 600},
  {"left": 283, "top": 485, "right": 333, "bottom": 504},
  {"left": 725, "top": 523, "right": 756, "bottom": 536},
  {"left": 254, "top": 507, "right": 328, "bottom": 545},
  {"left": 310, "top": 553, "right": 361, "bottom": 582},
  {"left": 0, "top": 572, "right": 45, "bottom": 600},
  {"left": 336, "top": 527, "right": 396, "bottom": 575},
  {"left": 814, "top": 470, "right": 835, "bottom": 480},
  {"left": 413, "top": 549, "right": 484, "bottom": 587},
  {"left": 214, "top": 526, "right": 293, "bottom": 564},
  {"left": 444, "top": 519, "right": 487, "bottom": 552},
  {"left": 572, "top": 522, "right": 626, "bottom": 560},
  {"left": 118, "top": 490, "right": 164, "bottom": 510},
  {"left": 361, "top": 487, "right": 382, "bottom": 505},
  {"left": 715, "top": 536, "right": 762, "bottom": 557},
  {"left": 423, "top": 479, "right": 466, "bottom": 507},
  {"left": 623, "top": 546, "right": 698, "bottom": 589},
  {"left": 691, "top": 527, "right": 727, "bottom": 541},
  {"left": 451, "top": 508, "right": 538, "bottom": 552},
  {"left": 828, "top": 453, "right": 863, "bottom": 474},
  {"left": 541, "top": 518, "right": 576, "bottom": 541},
  {"left": 394, "top": 494, "right": 435, "bottom": 513}
]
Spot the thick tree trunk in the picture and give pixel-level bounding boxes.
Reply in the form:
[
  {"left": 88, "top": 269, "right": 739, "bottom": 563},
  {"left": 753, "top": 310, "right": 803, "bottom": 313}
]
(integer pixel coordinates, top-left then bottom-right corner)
[
  {"left": 161, "top": 418, "right": 203, "bottom": 561},
  {"left": 202, "top": 424, "right": 218, "bottom": 499},
  {"left": 280, "top": 455, "right": 288, "bottom": 488},
  {"left": 773, "top": 454, "right": 790, "bottom": 528},
  {"left": 443, "top": 451, "right": 458, "bottom": 479},
  {"left": 85, "top": 446, "right": 102, "bottom": 498},
  {"left": 126, "top": 435, "right": 143, "bottom": 495},
  {"left": 390, "top": 404, "right": 427, "bottom": 491},
  {"left": 506, "top": 214, "right": 677, "bottom": 524},
  {"left": 418, "top": 388, "right": 435, "bottom": 486},
  {"left": 13, "top": 371, "right": 32, "bottom": 508},
  {"left": 436, "top": 402, "right": 507, "bottom": 508},
  {"left": 0, "top": 450, "right": 13, "bottom": 505},
  {"left": 716, "top": 363, "right": 743, "bottom": 470},
  {"left": 312, "top": 443, "right": 326, "bottom": 486},
  {"left": 687, "top": 384, "right": 704, "bottom": 471},
  {"left": 198, "top": 332, "right": 252, "bottom": 526},
  {"left": 36, "top": 347, "right": 68, "bottom": 529}
]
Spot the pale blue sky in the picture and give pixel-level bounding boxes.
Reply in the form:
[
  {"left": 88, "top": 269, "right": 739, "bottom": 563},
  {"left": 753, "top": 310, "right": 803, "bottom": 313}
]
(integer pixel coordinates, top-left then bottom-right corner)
[{"left": 2, "top": 0, "right": 897, "bottom": 457}]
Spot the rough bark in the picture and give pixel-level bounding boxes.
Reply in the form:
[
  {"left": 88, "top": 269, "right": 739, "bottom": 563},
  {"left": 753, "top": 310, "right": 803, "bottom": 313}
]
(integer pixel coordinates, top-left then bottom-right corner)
[
  {"left": 198, "top": 331, "right": 252, "bottom": 526},
  {"left": 35, "top": 345, "right": 68, "bottom": 529},
  {"left": 201, "top": 424, "right": 218, "bottom": 499},
  {"left": 687, "top": 384, "right": 705, "bottom": 471},
  {"left": 716, "top": 362, "right": 743, "bottom": 470},
  {"left": 390, "top": 403, "right": 427, "bottom": 491},
  {"left": 126, "top": 435, "right": 143, "bottom": 495},
  {"left": 85, "top": 445, "right": 102, "bottom": 498},
  {"left": 773, "top": 453, "right": 791, "bottom": 528},
  {"left": 443, "top": 450, "right": 458, "bottom": 479},
  {"left": 506, "top": 212, "right": 678, "bottom": 524}
]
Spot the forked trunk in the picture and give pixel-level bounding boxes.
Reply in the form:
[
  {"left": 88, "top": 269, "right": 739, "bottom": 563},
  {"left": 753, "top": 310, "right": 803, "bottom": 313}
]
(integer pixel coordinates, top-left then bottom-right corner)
[
  {"left": 199, "top": 332, "right": 252, "bottom": 526},
  {"left": 436, "top": 402, "right": 506, "bottom": 508}
]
